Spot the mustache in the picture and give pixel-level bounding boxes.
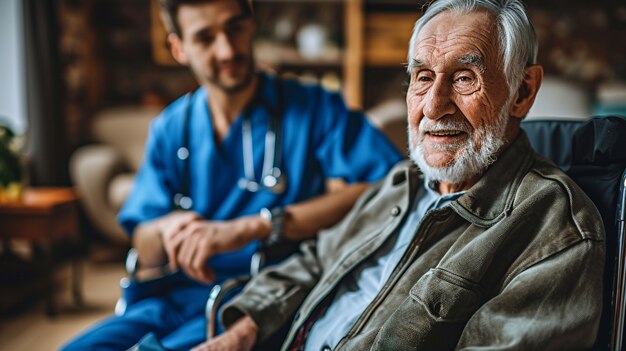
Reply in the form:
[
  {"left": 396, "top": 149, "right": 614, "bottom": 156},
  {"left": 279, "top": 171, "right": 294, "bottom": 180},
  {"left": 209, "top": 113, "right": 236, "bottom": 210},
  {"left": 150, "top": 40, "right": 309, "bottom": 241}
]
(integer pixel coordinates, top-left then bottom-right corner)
[
  {"left": 410, "top": 117, "right": 474, "bottom": 147},
  {"left": 418, "top": 116, "right": 473, "bottom": 135},
  {"left": 214, "top": 55, "right": 248, "bottom": 68}
]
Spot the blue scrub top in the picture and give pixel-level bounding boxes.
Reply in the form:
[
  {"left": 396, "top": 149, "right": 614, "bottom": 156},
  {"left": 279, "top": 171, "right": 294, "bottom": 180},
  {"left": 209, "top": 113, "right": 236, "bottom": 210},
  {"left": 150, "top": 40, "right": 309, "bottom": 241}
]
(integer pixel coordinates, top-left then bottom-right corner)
[{"left": 118, "top": 73, "right": 403, "bottom": 282}]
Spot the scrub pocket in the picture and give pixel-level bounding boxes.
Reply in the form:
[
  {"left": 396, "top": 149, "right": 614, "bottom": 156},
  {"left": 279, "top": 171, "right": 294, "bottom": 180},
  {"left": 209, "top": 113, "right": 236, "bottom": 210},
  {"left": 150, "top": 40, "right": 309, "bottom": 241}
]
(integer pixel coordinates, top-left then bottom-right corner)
[{"left": 372, "top": 268, "right": 483, "bottom": 350}]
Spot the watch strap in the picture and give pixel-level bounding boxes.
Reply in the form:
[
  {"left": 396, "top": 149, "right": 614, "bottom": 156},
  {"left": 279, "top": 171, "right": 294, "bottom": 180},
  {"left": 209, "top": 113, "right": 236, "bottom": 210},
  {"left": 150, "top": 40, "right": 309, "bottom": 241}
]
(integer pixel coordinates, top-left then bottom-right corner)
[{"left": 260, "top": 207, "right": 285, "bottom": 246}]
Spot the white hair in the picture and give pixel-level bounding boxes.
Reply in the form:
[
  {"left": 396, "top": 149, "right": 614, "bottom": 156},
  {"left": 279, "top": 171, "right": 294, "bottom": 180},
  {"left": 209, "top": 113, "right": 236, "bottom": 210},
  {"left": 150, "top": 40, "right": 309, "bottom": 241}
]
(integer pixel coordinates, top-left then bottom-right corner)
[{"left": 407, "top": 0, "right": 538, "bottom": 94}]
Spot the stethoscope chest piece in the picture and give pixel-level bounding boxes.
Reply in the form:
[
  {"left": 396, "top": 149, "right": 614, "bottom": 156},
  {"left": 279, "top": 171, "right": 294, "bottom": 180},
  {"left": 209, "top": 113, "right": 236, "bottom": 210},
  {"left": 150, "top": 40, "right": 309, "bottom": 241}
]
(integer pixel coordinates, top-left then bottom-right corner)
[
  {"left": 174, "top": 192, "right": 193, "bottom": 210},
  {"left": 262, "top": 167, "right": 287, "bottom": 194},
  {"left": 238, "top": 167, "right": 287, "bottom": 194},
  {"left": 238, "top": 177, "right": 260, "bottom": 193}
]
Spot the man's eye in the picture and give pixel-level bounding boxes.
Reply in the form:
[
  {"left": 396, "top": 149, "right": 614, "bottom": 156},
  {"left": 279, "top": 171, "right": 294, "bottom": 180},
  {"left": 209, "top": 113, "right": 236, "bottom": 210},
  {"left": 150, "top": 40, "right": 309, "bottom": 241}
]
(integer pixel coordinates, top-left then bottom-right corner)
[
  {"left": 226, "top": 23, "right": 244, "bottom": 34},
  {"left": 226, "top": 19, "right": 251, "bottom": 36},
  {"left": 408, "top": 72, "right": 432, "bottom": 94},
  {"left": 453, "top": 72, "right": 479, "bottom": 94},
  {"left": 413, "top": 72, "right": 433, "bottom": 83},
  {"left": 196, "top": 34, "right": 215, "bottom": 45}
]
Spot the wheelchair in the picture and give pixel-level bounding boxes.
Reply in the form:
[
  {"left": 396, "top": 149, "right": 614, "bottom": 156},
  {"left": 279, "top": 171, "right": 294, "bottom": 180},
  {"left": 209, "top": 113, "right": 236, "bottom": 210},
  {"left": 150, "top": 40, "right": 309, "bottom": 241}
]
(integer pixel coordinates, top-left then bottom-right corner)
[
  {"left": 119, "top": 116, "right": 626, "bottom": 350},
  {"left": 116, "top": 237, "right": 298, "bottom": 349}
]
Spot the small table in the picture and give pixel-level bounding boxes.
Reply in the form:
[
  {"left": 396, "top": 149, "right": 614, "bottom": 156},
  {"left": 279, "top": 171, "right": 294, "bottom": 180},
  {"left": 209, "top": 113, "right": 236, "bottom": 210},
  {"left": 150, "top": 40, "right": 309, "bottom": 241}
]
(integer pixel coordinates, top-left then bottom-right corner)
[{"left": 0, "top": 187, "right": 83, "bottom": 316}]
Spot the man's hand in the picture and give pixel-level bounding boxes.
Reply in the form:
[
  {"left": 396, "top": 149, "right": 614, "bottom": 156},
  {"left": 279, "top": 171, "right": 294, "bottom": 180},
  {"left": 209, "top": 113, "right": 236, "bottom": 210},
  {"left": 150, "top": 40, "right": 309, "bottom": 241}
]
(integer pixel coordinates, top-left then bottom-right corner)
[
  {"left": 191, "top": 316, "right": 258, "bottom": 351},
  {"left": 134, "top": 211, "right": 268, "bottom": 284},
  {"left": 132, "top": 210, "right": 200, "bottom": 272},
  {"left": 157, "top": 211, "right": 202, "bottom": 271},
  {"left": 169, "top": 216, "right": 267, "bottom": 283}
]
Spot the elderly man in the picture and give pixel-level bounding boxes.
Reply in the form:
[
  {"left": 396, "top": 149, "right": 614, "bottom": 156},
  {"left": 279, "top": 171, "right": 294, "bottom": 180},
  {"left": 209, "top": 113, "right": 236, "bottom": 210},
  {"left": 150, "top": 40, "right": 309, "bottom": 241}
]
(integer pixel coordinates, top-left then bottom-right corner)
[{"left": 194, "top": 0, "right": 605, "bottom": 350}]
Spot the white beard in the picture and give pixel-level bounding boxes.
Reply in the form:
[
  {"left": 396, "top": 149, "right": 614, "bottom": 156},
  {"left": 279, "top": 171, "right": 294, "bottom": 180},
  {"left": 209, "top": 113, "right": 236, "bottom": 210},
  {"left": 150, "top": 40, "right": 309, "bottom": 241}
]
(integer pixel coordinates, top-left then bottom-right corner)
[{"left": 408, "top": 103, "right": 511, "bottom": 185}]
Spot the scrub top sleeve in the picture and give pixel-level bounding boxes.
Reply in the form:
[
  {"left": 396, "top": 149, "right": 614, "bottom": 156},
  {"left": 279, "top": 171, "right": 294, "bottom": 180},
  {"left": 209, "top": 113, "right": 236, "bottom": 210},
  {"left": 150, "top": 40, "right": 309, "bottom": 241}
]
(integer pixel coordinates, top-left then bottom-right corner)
[
  {"left": 315, "top": 100, "right": 403, "bottom": 184},
  {"left": 118, "top": 117, "right": 176, "bottom": 236}
]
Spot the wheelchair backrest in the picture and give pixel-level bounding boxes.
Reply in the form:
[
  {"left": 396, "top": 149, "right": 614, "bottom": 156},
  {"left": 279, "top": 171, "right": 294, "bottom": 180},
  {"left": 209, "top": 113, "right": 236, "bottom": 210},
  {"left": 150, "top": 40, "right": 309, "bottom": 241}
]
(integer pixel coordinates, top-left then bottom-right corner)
[{"left": 522, "top": 116, "right": 626, "bottom": 351}]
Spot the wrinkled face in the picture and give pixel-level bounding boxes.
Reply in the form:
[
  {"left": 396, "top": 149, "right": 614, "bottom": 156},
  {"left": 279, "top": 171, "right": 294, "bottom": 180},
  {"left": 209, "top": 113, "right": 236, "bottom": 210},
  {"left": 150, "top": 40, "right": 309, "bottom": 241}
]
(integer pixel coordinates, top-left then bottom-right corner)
[
  {"left": 176, "top": 0, "right": 255, "bottom": 93},
  {"left": 406, "top": 10, "right": 515, "bottom": 184}
]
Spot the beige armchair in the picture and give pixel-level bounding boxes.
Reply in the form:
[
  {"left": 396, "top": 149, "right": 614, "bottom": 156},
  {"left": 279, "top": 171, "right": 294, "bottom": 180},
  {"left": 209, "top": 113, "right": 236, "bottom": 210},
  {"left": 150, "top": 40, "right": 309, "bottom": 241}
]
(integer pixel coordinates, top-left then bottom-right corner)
[
  {"left": 366, "top": 98, "right": 408, "bottom": 156},
  {"left": 70, "top": 106, "right": 160, "bottom": 245}
]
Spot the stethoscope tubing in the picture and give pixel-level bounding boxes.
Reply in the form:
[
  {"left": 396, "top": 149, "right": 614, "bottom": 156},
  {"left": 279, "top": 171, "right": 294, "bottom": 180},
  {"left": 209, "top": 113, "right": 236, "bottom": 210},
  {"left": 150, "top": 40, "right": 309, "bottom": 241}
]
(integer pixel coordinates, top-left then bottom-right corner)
[{"left": 174, "top": 76, "right": 287, "bottom": 210}]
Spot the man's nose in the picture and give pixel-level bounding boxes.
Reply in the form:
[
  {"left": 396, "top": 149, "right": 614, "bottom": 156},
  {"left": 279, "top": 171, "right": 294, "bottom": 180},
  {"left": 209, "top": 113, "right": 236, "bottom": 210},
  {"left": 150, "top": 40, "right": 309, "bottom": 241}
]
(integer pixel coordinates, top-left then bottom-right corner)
[
  {"left": 423, "top": 78, "right": 456, "bottom": 120},
  {"left": 213, "top": 32, "right": 236, "bottom": 60}
]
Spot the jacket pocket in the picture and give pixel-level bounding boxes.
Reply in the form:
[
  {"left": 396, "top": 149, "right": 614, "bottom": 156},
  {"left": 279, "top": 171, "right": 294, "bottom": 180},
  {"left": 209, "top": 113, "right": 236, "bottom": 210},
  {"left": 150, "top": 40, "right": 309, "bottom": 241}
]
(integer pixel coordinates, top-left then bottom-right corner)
[
  {"left": 371, "top": 268, "right": 483, "bottom": 350},
  {"left": 410, "top": 268, "right": 483, "bottom": 323}
]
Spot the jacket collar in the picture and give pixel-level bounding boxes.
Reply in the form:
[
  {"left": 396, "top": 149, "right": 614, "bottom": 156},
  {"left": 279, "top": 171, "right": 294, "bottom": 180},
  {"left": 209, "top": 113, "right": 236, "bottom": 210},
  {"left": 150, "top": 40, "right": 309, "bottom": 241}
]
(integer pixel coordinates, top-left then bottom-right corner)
[{"left": 403, "top": 131, "right": 536, "bottom": 227}]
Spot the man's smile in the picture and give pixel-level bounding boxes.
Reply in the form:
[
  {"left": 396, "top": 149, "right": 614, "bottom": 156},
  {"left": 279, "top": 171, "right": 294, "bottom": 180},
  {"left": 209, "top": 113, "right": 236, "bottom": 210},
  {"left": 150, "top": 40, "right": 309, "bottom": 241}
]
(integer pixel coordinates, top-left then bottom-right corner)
[
  {"left": 217, "top": 60, "right": 245, "bottom": 75},
  {"left": 423, "top": 129, "right": 469, "bottom": 144}
]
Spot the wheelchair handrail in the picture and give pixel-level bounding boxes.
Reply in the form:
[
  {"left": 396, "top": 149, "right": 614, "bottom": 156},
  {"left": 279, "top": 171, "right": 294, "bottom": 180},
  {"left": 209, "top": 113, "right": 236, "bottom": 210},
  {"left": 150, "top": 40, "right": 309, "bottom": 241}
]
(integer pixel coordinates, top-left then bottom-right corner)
[
  {"left": 250, "top": 250, "right": 265, "bottom": 276},
  {"left": 206, "top": 275, "right": 252, "bottom": 339},
  {"left": 126, "top": 248, "right": 139, "bottom": 278},
  {"left": 118, "top": 243, "right": 296, "bottom": 337},
  {"left": 611, "top": 170, "right": 626, "bottom": 351},
  {"left": 205, "top": 251, "right": 267, "bottom": 339},
  {"left": 115, "top": 248, "right": 176, "bottom": 316}
]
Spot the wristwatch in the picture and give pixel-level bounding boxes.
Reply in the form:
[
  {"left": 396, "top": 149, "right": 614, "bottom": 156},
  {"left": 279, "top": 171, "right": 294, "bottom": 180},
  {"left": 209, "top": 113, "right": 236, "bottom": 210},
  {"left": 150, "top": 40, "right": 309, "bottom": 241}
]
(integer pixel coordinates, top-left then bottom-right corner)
[{"left": 259, "top": 207, "right": 285, "bottom": 246}]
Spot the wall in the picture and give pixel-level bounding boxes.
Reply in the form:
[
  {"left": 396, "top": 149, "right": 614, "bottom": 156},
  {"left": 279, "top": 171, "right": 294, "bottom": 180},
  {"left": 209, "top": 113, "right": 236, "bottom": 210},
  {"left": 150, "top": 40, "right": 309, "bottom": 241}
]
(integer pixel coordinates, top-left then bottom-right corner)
[
  {"left": 59, "top": 0, "right": 626, "bottom": 146},
  {"left": 0, "top": 0, "right": 26, "bottom": 134}
]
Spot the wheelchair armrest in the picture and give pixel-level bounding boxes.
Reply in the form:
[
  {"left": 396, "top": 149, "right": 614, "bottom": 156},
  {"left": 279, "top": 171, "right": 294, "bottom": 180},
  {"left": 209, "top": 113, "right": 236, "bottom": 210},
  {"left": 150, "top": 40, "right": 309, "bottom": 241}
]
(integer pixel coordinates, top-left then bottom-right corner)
[
  {"left": 206, "top": 275, "right": 252, "bottom": 339},
  {"left": 125, "top": 248, "right": 139, "bottom": 278},
  {"left": 115, "top": 248, "right": 175, "bottom": 316},
  {"left": 204, "top": 240, "right": 302, "bottom": 339},
  {"left": 115, "top": 248, "right": 139, "bottom": 316},
  {"left": 205, "top": 251, "right": 265, "bottom": 338}
]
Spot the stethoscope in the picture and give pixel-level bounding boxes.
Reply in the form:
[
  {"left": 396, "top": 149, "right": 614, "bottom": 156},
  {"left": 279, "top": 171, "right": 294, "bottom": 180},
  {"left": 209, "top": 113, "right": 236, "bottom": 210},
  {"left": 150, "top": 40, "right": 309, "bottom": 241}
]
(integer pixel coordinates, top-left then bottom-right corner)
[{"left": 173, "top": 77, "right": 287, "bottom": 210}]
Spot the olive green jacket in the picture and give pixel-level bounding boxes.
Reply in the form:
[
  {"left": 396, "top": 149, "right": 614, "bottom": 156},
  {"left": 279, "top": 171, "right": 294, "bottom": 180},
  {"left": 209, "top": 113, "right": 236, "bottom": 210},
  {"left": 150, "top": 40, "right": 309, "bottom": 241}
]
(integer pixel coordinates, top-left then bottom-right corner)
[{"left": 222, "top": 132, "right": 605, "bottom": 350}]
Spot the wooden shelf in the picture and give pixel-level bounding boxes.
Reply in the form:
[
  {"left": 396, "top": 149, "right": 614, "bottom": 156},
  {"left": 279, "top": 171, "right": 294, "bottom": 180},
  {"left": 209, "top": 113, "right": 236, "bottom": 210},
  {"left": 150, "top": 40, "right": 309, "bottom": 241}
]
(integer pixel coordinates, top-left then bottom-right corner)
[
  {"left": 151, "top": 0, "right": 176, "bottom": 66},
  {"left": 255, "top": 41, "right": 343, "bottom": 68},
  {"left": 148, "top": 0, "right": 421, "bottom": 109},
  {"left": 363, "top": 12, "right": 417, "bottom": 67}
]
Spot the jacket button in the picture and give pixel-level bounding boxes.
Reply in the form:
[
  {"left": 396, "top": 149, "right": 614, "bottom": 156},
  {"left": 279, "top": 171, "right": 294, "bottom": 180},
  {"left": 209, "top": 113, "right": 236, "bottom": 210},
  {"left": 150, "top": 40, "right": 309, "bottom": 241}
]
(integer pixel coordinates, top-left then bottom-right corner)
[
  {"left": 390, "top": 206, "right": 401, "bottom": 217},
  {"left": 321, "top": 346, "right": 332, "bottom": 351}
]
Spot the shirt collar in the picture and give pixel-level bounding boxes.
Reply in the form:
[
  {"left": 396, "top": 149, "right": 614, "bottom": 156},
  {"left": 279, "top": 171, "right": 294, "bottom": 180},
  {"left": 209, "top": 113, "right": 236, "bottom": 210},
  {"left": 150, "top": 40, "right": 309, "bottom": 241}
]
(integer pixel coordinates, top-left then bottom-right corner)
[
  {"left": 405, "top": 131, "right": 536, "bottom": 227},
  {"left": 422, "top": 178, "right": 466, "bottom": 203}
]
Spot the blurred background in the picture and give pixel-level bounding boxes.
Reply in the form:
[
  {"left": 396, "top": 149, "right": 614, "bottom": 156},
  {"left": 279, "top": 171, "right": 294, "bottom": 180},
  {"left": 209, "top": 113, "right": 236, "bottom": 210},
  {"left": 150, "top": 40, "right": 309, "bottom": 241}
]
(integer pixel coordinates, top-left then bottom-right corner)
[{"left": 0, "top": 0, "right": 625, "bottom": 349}]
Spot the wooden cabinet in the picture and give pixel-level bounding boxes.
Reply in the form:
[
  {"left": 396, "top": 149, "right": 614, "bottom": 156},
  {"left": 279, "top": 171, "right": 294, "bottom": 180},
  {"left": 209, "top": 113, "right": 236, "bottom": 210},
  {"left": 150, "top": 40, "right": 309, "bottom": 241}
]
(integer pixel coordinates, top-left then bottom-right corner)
[
  {"left": 363, "top": 12, "right": 416, "bottom": 66},
  {"left": 251, "top": 0, "right": 419, "bottom": 109},
  {"left": 358, "top": 3, "right": 420, "bottom": 109}
]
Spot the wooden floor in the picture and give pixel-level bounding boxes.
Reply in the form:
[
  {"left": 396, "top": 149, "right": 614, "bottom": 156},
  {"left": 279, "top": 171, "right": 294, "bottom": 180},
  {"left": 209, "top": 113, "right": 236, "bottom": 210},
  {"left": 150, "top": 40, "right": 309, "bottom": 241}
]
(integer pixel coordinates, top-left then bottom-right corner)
[{"left": 0, "top": 254, "right": 125, "bottom": 351}]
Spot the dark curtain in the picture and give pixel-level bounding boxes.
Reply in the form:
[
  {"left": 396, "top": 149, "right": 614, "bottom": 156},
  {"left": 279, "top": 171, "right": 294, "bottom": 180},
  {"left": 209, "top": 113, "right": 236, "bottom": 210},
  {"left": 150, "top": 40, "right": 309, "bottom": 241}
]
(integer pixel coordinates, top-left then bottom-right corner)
[{"left": 22, "top": 0, "right": 69, "bottom": 186}]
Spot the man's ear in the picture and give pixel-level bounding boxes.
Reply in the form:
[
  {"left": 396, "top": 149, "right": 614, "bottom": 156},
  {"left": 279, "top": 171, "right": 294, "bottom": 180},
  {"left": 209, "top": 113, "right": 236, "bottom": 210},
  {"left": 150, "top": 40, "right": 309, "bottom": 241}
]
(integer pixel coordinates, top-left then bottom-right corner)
[
  {"left": 509, "top": 64, "right": 544, "bottom": 118},
  {"left": 168, "top": 33, "right": 188, "bottom": 65}
]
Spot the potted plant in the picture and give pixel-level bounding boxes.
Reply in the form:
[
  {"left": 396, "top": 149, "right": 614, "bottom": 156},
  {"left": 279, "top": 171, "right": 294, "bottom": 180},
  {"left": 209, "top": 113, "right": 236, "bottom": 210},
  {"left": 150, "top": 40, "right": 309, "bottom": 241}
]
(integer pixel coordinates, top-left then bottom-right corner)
[{"left": 0, "top": 118, "right": 24, "bottom": 203}]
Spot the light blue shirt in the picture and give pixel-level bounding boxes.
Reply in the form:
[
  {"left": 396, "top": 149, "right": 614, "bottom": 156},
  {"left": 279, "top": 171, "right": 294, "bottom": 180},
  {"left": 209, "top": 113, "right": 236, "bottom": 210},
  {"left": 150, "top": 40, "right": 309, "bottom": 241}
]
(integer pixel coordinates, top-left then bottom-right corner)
[{"left": 305, "top": 180, "right": 465, "bottom": 351}]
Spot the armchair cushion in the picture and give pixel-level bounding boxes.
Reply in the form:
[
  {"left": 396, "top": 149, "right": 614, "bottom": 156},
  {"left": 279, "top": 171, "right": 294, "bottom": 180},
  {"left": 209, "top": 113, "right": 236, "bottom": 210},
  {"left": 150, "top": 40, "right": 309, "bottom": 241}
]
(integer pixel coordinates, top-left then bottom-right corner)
[
  {"left": 108, "top": 173, "right": 136, "bottom": 214},
  {"left": 70, "top": 106, "right": 160, "bottom": 244}
]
